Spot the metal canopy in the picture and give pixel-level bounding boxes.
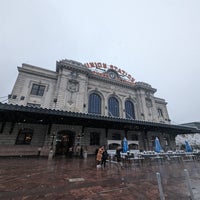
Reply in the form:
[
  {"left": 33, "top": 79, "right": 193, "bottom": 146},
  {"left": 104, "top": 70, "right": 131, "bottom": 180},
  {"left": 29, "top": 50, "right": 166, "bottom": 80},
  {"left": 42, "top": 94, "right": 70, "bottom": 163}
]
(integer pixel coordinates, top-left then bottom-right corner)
[{"left": 0, "top": 103, "right": 198, "bottom": 134}]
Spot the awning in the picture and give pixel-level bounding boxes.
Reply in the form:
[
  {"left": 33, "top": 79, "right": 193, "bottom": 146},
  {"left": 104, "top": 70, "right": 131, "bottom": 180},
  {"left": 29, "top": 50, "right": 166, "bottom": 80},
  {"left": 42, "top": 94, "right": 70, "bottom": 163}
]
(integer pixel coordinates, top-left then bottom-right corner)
[{"left": 0, "top": 103, "right": 198, "bottom": 134}]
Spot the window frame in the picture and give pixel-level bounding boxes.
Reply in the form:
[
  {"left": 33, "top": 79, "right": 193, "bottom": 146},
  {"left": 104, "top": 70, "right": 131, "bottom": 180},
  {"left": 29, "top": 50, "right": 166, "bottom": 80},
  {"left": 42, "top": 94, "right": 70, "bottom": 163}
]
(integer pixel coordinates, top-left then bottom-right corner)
[
  {"left": 30, "top": 84, "right": 45, "bottom": 96},
  {"left": 15, "top": 128, "right": 34, "bottom": 145},
  {"left": 108, "top": 97, "right": 119, "bottom": 117},
  {"left": 125, "top": 100, "right": 135, "bottom": 119},
  {"left": 88, "top": 93, "right": 101, "bottom": 115}
]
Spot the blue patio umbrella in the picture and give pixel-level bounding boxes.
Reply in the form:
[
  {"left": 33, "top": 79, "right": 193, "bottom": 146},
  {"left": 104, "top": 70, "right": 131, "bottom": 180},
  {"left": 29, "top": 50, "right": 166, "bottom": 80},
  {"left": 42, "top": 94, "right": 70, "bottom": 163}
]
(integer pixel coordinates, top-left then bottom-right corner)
[
  {"left": 185, "top": 141, "right": 193, "bottom": 152},
  {"left": 122, "top": 137, "right": 128, "bottom": 153},
  {"left": 154, "top": 137, "right": 162, "bottom": 153}
]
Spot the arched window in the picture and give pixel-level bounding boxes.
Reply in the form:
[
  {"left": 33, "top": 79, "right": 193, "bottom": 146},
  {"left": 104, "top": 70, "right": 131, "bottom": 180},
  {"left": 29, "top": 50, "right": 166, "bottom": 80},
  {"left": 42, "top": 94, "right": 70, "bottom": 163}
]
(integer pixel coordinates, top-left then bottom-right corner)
[
  {"left": 125, "top": 100, "right": 135, "bottom": 119},
  {"left": 88, "top": 93, "right": 101, "bottom": 115},
  {"left": 108, "top": 97, "right": 119, "bottom": 117}
]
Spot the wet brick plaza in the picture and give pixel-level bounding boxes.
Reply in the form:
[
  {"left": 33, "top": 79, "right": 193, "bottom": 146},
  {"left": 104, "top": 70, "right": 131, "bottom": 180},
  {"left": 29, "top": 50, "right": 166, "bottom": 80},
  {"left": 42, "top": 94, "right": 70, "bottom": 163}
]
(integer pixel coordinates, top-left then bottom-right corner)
[{"left": 1, "top": 156, "right": 200, "bottom": 200}]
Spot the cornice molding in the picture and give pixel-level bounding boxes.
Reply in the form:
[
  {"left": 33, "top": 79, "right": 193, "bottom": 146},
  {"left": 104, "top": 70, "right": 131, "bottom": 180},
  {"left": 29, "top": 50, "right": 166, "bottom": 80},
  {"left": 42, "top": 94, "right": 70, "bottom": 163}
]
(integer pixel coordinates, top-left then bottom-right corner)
[{"left": 18, "top": 65, "right": 57, "bottom": 80}]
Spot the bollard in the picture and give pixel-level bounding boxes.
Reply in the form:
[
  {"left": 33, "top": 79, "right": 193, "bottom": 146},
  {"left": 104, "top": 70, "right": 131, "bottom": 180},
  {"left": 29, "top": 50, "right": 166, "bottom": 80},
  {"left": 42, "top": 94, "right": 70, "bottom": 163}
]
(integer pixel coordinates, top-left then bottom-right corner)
[
  {"left": 184, "top": 169, "right": 195, "bottom": 200},
  {"left": 83, "top": 151, "right": 87, "bottom": 159},
  {"left": 37, "top": 147, "right": 41, "bottom": 157},
  {"left": 156, "top": 172, "right": 165, "bottom": 200},
  {"left": 48, "top": 150, "right": 54, "bottom": 160}
]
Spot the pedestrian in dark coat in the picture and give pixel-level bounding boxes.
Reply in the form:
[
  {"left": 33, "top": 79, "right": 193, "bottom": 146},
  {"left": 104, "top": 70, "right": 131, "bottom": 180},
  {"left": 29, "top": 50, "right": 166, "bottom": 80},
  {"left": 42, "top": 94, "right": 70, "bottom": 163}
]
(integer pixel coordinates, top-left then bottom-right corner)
[
  {"left": 116, "top": 146, "right": 122, "bottom": 162},
  {"left": 101, "top": 149, "right": 108, "bottom": 168}
]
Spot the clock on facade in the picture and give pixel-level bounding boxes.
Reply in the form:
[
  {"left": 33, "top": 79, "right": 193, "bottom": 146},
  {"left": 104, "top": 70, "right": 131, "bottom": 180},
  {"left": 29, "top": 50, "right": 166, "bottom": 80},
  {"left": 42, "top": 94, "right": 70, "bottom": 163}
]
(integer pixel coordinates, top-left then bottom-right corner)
[{"left": 108, "top": 71, "right": 117, "bottom": 79}]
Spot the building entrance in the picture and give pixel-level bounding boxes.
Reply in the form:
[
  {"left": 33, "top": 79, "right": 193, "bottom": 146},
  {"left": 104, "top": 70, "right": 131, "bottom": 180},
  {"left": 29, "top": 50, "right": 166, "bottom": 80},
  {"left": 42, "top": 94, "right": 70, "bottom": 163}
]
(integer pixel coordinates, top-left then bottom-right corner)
[{"left": 55, "top": 130, "right": 74, "bottom": 157}]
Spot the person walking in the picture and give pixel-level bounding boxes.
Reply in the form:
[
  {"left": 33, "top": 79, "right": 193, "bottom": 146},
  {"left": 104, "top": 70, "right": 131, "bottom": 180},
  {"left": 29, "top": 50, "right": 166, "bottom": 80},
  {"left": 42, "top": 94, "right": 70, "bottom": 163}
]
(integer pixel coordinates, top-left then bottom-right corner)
[
  {"left": 116, "top": 146, "right": 123, "bottom": 168},
  {"left": 101, "top": 149, "right": 108, "bottom": 168},
  {"left": 80, "top": 146, "right": 83, "bottom": 158},
  {"left": 116, "top": 146, "right": 122, "bottom": 162},
  {"left": 75, "top": 143, "right": 81, "bottom": 157},
  {"left": 68, "top": 146, "right": 73, "bottom": 158},
  {"left": 96, "top": 146, "right": 104, "bottom": 168}
]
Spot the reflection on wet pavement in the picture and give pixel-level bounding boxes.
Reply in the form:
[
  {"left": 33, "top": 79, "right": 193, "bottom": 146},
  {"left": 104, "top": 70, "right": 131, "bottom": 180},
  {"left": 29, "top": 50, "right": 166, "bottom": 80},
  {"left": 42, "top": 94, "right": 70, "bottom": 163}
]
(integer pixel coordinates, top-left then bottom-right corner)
[{"left": 0, "top": 156, "right": 200, "bottom": 200}]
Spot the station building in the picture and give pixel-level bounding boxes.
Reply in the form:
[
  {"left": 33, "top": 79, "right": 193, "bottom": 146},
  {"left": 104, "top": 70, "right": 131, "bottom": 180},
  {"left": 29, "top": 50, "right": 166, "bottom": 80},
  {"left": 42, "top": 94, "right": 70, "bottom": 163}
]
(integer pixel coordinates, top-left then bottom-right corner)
[{"left": 0, "top": 59, "right": 197, "bottom": 157}]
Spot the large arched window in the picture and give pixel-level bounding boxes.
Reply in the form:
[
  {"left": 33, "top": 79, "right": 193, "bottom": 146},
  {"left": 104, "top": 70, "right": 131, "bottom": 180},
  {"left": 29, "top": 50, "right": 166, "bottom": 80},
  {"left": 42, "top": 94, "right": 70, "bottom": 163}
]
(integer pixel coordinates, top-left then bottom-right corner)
[
  {"left": 125, "top": 100, "right": 135, "bottom": 119},
  {"left": 108, "top": 97, "right": 119, "bottom": 117},
  {"left": 88, "top": 93, "right": 101, "bottom": 115}
]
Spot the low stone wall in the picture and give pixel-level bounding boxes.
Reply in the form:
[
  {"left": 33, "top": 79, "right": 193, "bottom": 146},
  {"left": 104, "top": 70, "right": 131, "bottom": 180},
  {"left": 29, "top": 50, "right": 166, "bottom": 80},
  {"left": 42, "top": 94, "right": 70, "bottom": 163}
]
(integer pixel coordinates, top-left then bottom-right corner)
[{"left": 0, "top": 145, "right": 45, "bottom": 157}]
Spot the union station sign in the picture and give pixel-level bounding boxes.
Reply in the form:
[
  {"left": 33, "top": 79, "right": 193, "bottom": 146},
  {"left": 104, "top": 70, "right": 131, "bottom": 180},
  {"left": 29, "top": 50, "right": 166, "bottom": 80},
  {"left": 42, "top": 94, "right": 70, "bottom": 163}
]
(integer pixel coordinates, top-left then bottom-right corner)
[{"left": 85, "top": 62, "right": 135, "bottom": 84}]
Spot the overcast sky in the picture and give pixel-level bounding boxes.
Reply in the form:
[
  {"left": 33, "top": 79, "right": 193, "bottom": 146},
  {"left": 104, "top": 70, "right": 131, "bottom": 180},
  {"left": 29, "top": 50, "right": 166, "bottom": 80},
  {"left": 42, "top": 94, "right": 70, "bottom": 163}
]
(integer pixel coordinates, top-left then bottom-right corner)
[{"left": 0, "top": 0, "right": 200, "bottom": 124}]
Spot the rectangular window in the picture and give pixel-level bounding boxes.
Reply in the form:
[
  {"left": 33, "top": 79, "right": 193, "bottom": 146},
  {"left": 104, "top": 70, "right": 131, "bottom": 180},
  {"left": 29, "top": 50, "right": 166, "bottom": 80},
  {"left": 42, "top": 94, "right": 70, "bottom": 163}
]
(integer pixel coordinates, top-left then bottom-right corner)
[{"left": 30, "top": 84, "right": 45, "bottom": 96}]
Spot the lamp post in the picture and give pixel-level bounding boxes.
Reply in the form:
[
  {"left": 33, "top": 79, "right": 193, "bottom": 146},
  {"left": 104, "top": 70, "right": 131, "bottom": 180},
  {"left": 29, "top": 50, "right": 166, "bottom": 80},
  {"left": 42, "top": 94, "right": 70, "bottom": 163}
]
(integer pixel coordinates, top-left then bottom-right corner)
[
  {"left": 51, "top": 133, "right": 55, "bottom": 149},
  {"left": 76, "top": 133, "right": 85, "bottom": 158},
  {"left": 48, "top": 133, "right": 56, "bottom": 160},
  {"left": 77, "top": 133, "right": 84, "bottom": 145}
]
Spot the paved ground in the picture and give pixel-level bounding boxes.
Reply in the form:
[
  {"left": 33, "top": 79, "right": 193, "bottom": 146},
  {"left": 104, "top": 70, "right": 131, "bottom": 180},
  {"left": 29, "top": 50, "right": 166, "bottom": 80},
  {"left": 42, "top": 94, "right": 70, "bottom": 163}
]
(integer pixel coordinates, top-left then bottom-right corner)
[{"left": 0, "top": 156, "right": 200, "bottom": 200}]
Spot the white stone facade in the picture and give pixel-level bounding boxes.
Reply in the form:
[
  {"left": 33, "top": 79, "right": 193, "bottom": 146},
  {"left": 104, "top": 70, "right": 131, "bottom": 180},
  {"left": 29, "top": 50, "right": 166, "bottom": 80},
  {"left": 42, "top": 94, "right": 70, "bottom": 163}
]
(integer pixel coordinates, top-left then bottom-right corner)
[
  {"left": 0, "top": 59, "right": 176, "bottom": 156},
  {"left": 8, "top": 59, "right": 170, "bottom": 124}
]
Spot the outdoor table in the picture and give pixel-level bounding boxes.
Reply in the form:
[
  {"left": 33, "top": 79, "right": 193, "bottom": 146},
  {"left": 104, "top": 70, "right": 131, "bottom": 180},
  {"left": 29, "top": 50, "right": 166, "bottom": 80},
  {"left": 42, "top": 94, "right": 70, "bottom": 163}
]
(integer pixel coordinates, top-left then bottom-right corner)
[
  {"left": 174, "top": 153, "right": 186, "bottom": 156},
  {"left": 139, "top": 153, "right": 158, "bottom": 157},
  {"left": 120, "top": 153, "right": 127, "bottom": 158},
  {"left": 149, "top": 155, "right": 165, "bottom": 164},
  {"left": 131, "top": 157, "right": 144, "bottom": 166},
  {"left": 139, "top": 153, "right": 160, "bottom": 165},
  {"left": 125, "top": 155, "right": 144, "bottom": 167},
  {"left": 108, "top": 152, "right": 116, "bottom": 162},
  {"left": 193, "top": 152, "right": 200, "bottom": 161},
  {"left": 183, "top": 154, "right": 196, "bottom": 161},
  {"left": 168, "top": 155, "right": 183, "bottom": 163}
]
